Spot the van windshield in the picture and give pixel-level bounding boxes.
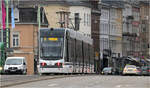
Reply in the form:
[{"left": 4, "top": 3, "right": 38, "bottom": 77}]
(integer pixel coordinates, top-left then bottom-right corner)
[{"left": 6, "top": 59, "right": 23, "bottom": 65}]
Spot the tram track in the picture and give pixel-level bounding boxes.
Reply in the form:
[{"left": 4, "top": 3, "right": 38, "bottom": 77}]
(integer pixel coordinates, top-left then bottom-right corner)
[{"left": 0, "top": 74, "right": 77, "bottom": 88}]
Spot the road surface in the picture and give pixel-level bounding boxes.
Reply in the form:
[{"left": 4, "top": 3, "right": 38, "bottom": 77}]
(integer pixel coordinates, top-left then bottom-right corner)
[{"left": 3, "top": 75, "right": 150, "bottom": 88}]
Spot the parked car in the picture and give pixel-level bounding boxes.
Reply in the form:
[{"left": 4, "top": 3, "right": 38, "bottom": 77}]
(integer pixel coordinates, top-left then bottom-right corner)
[
  {"left": 141, "top": 66, "right": 150, "bottom": 76},
  {"left": 102, "top": 67, "right": 115, "bottom": 75},
  {"left": 4, "top": 57, "right": 27, "bottom": 74},
  {"left": 123, "top": 65, "right": 141, "bottom": 75}
]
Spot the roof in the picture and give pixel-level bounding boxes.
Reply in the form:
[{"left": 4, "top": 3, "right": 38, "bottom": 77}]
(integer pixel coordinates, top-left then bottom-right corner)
[{"left": 101, "top": 0, "right": 125, "bottom": 8}]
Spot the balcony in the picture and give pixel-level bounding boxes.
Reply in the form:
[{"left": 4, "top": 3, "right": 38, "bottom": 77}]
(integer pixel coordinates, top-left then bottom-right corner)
[
  {"left": 123, "top": 32, "right": 137, "bottom": 37},
  {"left": 8, "top": 7, "right": 48, "bottom": 25}
]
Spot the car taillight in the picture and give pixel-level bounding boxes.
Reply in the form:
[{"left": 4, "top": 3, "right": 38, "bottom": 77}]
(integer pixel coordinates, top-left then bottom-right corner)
[
  {"left": 41, "top": 62, "right": 47, "bottom": 66},
  {"left": 148, "top": 70, "right": 150, "bottom": 72}
]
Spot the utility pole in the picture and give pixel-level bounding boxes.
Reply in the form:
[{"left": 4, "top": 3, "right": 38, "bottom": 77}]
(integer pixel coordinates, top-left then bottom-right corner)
[
  {"left": 0, "top": 0, "right": 3, "bottom": 43},
  {"left": 6, "top": 0, "right": 9, "bottom": 48},
  {"left": 37, "top": 2, "right": 41, "bottom": 74}
]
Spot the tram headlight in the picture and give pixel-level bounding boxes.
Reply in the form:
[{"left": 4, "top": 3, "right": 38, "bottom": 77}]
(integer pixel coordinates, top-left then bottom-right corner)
[
  {"left": 40, "top": 62, "right": 47, "bottom": 67},
  {"left": 0, "top": 67, "right": 2, "bottom": 71},
  {"left": 55, "top": 62, "right": 63, "bottom": 67}
]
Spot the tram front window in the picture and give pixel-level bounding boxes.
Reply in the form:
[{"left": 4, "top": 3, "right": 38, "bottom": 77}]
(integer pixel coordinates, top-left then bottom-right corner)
[{"left": 40, "top": 37, "right": 64, "bottom": 59}]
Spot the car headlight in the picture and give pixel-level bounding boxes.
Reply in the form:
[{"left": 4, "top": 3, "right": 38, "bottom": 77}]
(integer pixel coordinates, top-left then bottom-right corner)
[
  {"left": 18, "top": 66, "right": 23, "bottom": 69},
  {"left": 0, "top": 67, "right": 2, "bottom": 70},
  {"left": 4, "top": 66, "right": 8, "bottom": 70}
]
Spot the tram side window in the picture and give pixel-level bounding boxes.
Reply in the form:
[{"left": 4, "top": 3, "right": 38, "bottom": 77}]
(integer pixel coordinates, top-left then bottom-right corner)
[
  {"left": 77, "top": 40, "right": 83, "bottom": 64},
  {"left": 91, "top": 47, "right": 94, "bottom": 65},
  {"left": 79, "top": 41, "right": 83, "bottom": 63},
  {"left": 67, "top": 37, "right": 75, "bottom": 62},
  {"left": 76, "top": 40, "right": 80, "bottom": 63},
  {"left": 85, "top": 43, "right": 89, "bottom": 64},
  {"left": 83, "top": 43, "right": 86, "bottom": 64},
  {"left": 71, "top": 38, "right": 75, "bottom": 62},
  {"left": 88, "top": 45, "right": 91, "bottom": 65},
  {"left": 89, "top": 45, "right": 94, "bottom": 65}
]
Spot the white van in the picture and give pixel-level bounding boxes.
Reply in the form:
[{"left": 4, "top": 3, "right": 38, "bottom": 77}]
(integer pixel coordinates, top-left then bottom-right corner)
[{"left": 4, "top": 57, "right": 27, "bottom": 74}]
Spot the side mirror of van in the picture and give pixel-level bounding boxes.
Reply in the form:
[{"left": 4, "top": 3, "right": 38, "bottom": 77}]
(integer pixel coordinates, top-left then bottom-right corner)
[{"left": 23, "top": 63, "right": 26, "bottom": 65}]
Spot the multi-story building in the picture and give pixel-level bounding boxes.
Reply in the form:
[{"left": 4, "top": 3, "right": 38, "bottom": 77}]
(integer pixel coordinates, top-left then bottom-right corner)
[
  {"left": 100, "top": 1, "right": 123, "bottom": 68},
  {"left": 0, "top": 1, "right": 48, "bottom": 75},
  {"left": 9, "top": 6, "right": 48, "bottom": 75},
  {"left": 100, "top": 3, "right": 110, "bottom": 68},
  {"left": 43, "top": 1, "right": 70, "bottom": 28},
  {"left": 139, "top": 1, "right": 150, "bottom": 58},
  {"left": 90, "top": 0, "right": 101, "bottom": 72},
  {"left": 109, "top": 6, "right": 123, "bottom": 58},
  {"left": 43, "top": 1, "right": 92, "bottom": 37},
  {"left": 122, "top": 2, "right": 140, "bottom": 57},
  {"left": 100, "top": 3, "right": 109, "bottom": 55},
  {"left": 68, "top": 2, "right": 91, "bottom": 37}
]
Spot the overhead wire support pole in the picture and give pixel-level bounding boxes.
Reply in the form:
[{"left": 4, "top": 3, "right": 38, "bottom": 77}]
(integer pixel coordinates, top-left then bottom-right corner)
[
  {"left": 0, "top": 0, "right": 3, "bottom": 43},
  {"left": 37, "top": 0, "right": 41, "bottom": 74},
  {"left": 38, "top": 5, "right": 41, "bottom": 30},
  {"left": 6, "top": 0, "right": 9, "bottom": 48}
]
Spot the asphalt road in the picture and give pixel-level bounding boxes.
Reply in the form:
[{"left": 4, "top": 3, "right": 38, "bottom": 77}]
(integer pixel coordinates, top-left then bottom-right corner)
[
  {"left": 3, "top": 75, "right": 150, "bottom": 88},
  {"left": 0, "top": 74, "right": 70, "bottom": 87}
]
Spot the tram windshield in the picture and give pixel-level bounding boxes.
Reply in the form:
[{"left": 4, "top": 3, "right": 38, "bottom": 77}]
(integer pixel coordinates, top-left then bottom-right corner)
[{"left": 40, "top": 37, "right": 64, "bottom": 59}]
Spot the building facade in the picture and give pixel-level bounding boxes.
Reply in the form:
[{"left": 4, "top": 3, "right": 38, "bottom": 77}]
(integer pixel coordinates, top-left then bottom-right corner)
[
  {"left": 7, "top": 5, "right": 48, "bottom": 75},
  {"left": 90, "top": 0, "right": 101, "bottom": 72},
  {"left": 110, "top": 7, "right": 123, "bottom": 58},
  {"left": 139, "top": 1, "right": 150, "bottom": 58},
  {"left": 100, "top": 4, "right": 109, "bottom": 54},
  {"left": 69, "top": 3, "right": 91, "bottom": 37},
  {"left": 44, "top": 4, "right": 70, "bottom": 28},
  {"left": 122, "top": 3, "right": 140, "bottom": 57}
]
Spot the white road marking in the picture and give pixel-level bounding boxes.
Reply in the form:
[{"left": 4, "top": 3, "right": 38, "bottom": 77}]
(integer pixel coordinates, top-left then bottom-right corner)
[
  {"left": 48, "top": 83, "right": 58, "bottom": 87},
  {"left": 116, "top": 85, "right": 122, "bottom": 88}
]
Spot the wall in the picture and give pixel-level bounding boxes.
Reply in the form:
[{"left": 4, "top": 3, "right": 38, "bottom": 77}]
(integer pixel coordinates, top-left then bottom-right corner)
[
  {"left": 44, "top": 5, "right": 69, "bottom": 28},
  {"left": 69, "top": 6, "right": 91, "bottom": 37}
]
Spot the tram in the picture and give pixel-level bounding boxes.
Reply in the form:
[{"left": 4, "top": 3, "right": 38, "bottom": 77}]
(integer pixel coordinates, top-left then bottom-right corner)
[{"left": 38, "top": 28, "right": 94, "bottom": 74}]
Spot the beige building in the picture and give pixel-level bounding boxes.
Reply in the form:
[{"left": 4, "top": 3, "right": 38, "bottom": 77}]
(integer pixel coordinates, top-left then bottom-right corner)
[
  {"left": 8, "top": 7, "right": 48, "bottom": 75},
  {"left": 44, "top": 4, "right": 70, "bottom": 28},
  {"left": 140, "top": 2, "right": 150, "bottom": 58},
  {"left": 110, "top": 7, "right": 123, "bottom": 57}
]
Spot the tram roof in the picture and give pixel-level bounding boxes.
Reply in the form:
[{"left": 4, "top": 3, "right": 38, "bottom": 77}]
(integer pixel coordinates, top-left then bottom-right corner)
[{"left": 66, "top": 28, "right": 93, "bottom": 45}]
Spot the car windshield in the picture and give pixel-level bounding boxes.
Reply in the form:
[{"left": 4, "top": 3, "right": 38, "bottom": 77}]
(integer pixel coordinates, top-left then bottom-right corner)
[
  {"left": 40, "top": 37, "right": 64, "bottom": 59},
  {"left": 103, "top": 67, "right": 112, "bottom": 71},
  {"left": 125, "top": 65, "right": 136, "bottom": 68},
  {"left": 5, "top": 59, "right": 22, "bottom": 65}
]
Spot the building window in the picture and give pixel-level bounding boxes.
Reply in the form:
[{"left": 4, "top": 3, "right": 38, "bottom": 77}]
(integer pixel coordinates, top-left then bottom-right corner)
[
  {"left": 12, "top": 32, "right": 19, "bottom": 47},
  {"left": 89, "top": 14, "right": 91, "bottom": 26},
  {"left": 84, "top": 13, "right": 86, "bottom": 26},
  {"left": 87, "top": 13, "right": 88, "bottom": 26}
]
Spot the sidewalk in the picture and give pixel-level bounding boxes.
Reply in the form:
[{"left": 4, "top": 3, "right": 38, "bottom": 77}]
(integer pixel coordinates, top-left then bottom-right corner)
[{"left": 0, "top": 75, "right": 68, "bottom": 87}]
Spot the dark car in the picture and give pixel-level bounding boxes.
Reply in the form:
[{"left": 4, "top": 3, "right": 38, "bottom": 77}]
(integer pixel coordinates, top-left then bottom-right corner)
[
  {"left": 102, "top": 67, "right": 115, "bottom": 75},
  {"left": 141, "top": 66, "right": 150, "bottom": 76}
]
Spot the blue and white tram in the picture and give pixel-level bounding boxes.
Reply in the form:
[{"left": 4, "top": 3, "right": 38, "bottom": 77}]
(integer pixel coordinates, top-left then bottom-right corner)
[{"left": 38, "top": 28, "right": 94, "bottom": 74}]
